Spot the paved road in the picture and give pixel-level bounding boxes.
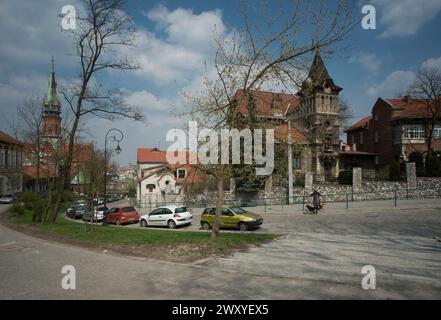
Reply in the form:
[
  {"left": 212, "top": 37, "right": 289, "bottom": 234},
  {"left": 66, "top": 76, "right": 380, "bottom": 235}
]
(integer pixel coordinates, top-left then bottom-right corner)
[{"left": 1, "top": 203, "right": 441, "bottom": 299}]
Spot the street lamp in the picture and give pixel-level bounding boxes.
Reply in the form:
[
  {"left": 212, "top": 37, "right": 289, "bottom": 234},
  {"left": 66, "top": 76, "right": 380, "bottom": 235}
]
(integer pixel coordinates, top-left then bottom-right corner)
[{"left": 103, "top": 128, "right": 124, "bottom": 221}]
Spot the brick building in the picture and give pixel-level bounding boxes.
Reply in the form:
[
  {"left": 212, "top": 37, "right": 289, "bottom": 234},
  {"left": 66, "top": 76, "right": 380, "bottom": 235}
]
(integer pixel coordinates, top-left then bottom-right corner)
[{"left": 345, "top": 96, "right": 441, "bottom": 177}]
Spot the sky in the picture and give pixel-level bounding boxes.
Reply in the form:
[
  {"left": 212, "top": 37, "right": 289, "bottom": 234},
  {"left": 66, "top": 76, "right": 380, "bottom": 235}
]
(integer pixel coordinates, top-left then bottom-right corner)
[{"left": 1, "top": 0, "right": 441, "bottom": 165}]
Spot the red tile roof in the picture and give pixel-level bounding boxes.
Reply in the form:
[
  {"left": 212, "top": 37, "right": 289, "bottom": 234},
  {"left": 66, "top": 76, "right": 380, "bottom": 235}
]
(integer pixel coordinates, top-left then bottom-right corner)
[
  {"left": 386, "top": 98, "right": 439, "bottom": 119},
  {"left": 345, "top": 115, "right": 372, "bottom": 132},
  {"left": 137, "top": 148, "right": 198, "bottom": 164},
  {"left": 235, "top": 89, "right": 299, "bottom": 119},
  {"left": 137, "top": 148, "right": 167, "bottom": 163},
  {"left": 0, "top": 130, "right": 24, "bottom": 146},
  {"left": 274, "top": 123, "right": 306, "bottom": 143}
]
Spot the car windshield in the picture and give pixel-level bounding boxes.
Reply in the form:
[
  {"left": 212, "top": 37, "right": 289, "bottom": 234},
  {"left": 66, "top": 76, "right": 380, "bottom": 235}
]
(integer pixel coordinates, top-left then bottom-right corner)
[
  {"left": 175, "top": 207, "right": 187, "bottom": 213},
  {"left": 229, "top": 206, "right": 247, "bottom": 214}
]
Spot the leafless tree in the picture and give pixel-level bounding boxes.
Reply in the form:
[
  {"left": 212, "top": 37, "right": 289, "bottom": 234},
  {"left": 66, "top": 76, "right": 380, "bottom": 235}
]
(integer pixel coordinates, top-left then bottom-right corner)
[
  {"left": 181, "top": 0, "right": 358, "bottom": 239},
  {"left": 13, "top": 96, "right": 44, "bottom": 193},
  {"left": 406, "top": 67, "right": 441, "bottom": 160},
  {"left": 50, "top": 0, "right": 144, "bottom": 222}
]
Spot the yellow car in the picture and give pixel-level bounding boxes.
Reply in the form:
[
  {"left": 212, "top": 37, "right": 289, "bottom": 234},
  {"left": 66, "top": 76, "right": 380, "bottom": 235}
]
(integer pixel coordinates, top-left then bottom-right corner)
[{"left": 200, "top": 206, "right": 263, "bottom": 231}]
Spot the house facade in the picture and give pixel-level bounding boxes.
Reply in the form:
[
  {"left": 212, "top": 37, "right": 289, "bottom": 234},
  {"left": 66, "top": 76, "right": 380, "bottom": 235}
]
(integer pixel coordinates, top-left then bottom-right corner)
[
  {"left": 345, "top": 96, "right": 441, "bottom": 176},
  {"left": 233, "top": 51, "right": 342, "bottom": 183},
  {"left": 0, "top": 131, "right": 23, "bottom": 196},
  {"left": 137, "top": 147, "right": 203, "bottom": 208}
]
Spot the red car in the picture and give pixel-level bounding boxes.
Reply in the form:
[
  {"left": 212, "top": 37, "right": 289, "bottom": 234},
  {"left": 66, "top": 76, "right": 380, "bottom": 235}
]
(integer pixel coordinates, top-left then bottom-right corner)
[{"left": 105, "top": 206, "right": 140, "bottom": 225}]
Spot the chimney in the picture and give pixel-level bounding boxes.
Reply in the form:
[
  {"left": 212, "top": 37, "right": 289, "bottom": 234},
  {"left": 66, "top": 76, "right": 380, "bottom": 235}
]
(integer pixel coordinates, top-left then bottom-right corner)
[{"left": 403, "top": 94, "right": 411, "bottom": 102}]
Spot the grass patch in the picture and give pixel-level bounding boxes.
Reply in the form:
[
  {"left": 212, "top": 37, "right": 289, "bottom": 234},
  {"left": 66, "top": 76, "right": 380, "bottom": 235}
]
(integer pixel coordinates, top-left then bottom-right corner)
[{"left": 9, "top": 209, "right": 277, "bottom": 253}]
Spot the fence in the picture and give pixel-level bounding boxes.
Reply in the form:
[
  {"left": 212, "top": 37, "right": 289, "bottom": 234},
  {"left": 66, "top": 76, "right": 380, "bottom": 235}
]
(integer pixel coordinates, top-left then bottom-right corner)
[{"left": 135, "top": 185, "right": 441, "bottom": 213}]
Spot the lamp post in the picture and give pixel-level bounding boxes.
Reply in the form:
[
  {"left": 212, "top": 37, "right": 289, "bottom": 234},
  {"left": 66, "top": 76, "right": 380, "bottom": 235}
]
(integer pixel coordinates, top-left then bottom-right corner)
[
  {"left": 286, "top": 118, "right": 294, "bottom": 205},
  {"left": 103, "top": 128, "right": 123, "bottom": 220}
]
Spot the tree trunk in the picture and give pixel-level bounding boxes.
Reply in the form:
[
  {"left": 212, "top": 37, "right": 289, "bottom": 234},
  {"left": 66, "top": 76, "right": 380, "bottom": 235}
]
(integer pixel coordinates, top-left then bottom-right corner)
[
  {"left": 211, "top": 169, "right": 224, "bottom": 240},
  {"left": 50, "top": 104, "right": 82, "bottom": 223},
  {"left": 427, "top": 121, "right": 434, "bottom": 160}
]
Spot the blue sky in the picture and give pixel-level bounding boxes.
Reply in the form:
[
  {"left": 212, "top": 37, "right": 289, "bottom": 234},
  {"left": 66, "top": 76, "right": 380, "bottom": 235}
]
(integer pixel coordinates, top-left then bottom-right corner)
[{"left": 1, "top": 0, "right": 441, "bottom": 165}]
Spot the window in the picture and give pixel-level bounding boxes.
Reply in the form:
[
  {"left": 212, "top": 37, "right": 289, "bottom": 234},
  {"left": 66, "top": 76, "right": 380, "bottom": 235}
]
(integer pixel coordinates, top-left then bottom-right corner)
[
  {"left": 150, "top": 208, "right": 163, "bottom": 215},
  {"left": 121, "top": 206, "right": 135, "bottom": 213},
  {"left": 175, "top": 207, "right": 187, "bottom": 213},
  {"left": 292, "top": 153, "right": 301, "bottom": 170},
  {"left": 177, "top": 169, "right": 186, "bottom": 179},
  {"left": 323, "top": 137, "right": 332, "bottom": 151},
  {"left": 163, "top": 208, "right": 173, "bottom": 214},
  {"left": 375, "top": 156, "right": 380, "bottom": 165},
  {"left": 433, "top": 125, "right": 441, "bottom": 138},
  {"left": 0, "top": 149, "right": 4, "bottom": 167},
  {"left": 359, "top": 131, "right": 364, "bottom": 145},
  {"left": 374, "top": 131, "right": 379, "bottom": 143},
  {"left": 146, "top": 184, "right": 155, "bottom": 192},
  {"left": 374, "top": 113, "right": 378, "bottom": 121},
  {"left": 222, "top": 208, "right": 232, "bottom": 216},
  {"left": 403, "top": 125, "right": 425, "bottom": 140}
]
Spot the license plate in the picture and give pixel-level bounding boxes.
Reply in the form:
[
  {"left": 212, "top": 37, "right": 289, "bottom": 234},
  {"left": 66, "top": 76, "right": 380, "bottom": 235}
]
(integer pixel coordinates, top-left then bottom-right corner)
[{"left": 128, "top": 218, "right": 134, "bottom": 221}]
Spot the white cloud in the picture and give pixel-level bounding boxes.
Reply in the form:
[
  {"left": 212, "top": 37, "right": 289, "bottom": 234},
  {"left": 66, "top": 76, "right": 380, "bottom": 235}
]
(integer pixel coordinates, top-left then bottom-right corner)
[
  {"left": 125, "top": 89, "right": 172, "bottom": 111},
  {"left": 145, "top": 5, "right": 224, "bottom": 52},
  {"left": 366, "top": 70, "right": 416, "bottom": 96},
  {"left": 372, "top": 0, "right": 441, "bottom": 37},
  {"left": 422, "top": 56, "right": 441, "bottom": 71},
  {"left": 120, "top": 5, "right": 227, "bottom": 86},
  {"left": 350, "top": 53, "right": 382, "bottom": 74}
]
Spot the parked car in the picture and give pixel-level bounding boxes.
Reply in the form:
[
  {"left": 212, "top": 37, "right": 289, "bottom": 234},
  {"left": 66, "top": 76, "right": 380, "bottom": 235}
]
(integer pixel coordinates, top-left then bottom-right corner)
[
  {"left": 139, "top": 206, "right": 192, "bottom": 229},
  {"left": 82, "top": 206, "right": 109, "bottom": 222},
  {"left": 200, "top": 206, "right": 263, "bottom": 231},
  {"left": 66, "top": 204, "right": 85, "bottom": 219},
  {"left": 0, "top": 194, "right": 17, "bottom": 204},
  {"left": 105, "top": 206, "right": 139, "bottom": 225}
]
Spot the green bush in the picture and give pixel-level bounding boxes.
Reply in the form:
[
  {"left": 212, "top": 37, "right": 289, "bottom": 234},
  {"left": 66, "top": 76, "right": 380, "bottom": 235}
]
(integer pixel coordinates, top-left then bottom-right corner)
[
  {"left": 338, "top": 170, "right": 352, "bottom": 185},
  {"left": 425, "top": 156, "right": 441, "bottom": 177},
  {"left": 19, "top": 192, "right": 39, "bottom": 210},
  {"left": 389, "top": 161, "right": 401, "bottom": 181},
  {"left": 10, "top": 203, "right": 25, "bottom": 216},
  {"left": 33, "top": 199, "right": 47, "bottom": 222}
]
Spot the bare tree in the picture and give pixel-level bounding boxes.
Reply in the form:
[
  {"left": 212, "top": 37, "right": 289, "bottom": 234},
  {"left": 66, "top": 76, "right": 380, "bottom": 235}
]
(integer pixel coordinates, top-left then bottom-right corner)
[
  {"left": 406, "top": 67, "right": 441, "bottom": 160},
  {"left": 50, "top": 0, "right": 144, "bottom": 222},
  {"left": 13, "top": 96, "right": 44, "bottom": 193},
  {"left": 181, "top": 0, "right": 358, "bottom": 239}
]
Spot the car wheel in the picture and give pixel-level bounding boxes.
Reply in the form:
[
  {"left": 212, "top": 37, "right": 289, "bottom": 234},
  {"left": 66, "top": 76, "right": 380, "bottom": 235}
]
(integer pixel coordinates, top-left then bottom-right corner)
[
  {"left": 238, "top": 222, "right": 248, "bottom": 231},
  {"left": 201, "top": 222, "right": 211, "bottom": 230},
  {"left": 167, "top": 220, "right": 176, "bottom": 229},
  {"left": 140, "top": 219, "right": 148, "bottom": 227},
  {"left": 116, "top": 219, "right": 121, "bottom": 226}
]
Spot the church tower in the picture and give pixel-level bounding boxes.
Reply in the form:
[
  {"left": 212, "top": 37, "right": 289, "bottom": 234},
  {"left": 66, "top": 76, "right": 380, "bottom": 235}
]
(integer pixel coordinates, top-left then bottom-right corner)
[
  {"left": 297, "top": 51, "right": 342, "bottom": 182},
  {"left": 42, "top": 57, "right": 62, "bottom": 150}
]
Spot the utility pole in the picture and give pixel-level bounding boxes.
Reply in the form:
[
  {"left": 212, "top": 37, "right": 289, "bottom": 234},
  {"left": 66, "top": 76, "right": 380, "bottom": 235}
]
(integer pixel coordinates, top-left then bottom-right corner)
[{"left": 287, "top": 119, "right": 293, "bottom": 204}]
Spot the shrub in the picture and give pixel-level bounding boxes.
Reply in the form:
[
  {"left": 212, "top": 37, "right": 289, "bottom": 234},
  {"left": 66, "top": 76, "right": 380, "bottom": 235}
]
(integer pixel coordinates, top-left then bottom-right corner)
[
  {"left": 10, "top": 203, "right": 25, "bottom": 216},
  {"left": 19, "top": 192, "right": 39, "bottom": 210},
  {"left": 425, "top": 156, "right": 441, "bottom": 177},
  {"left": 338, "top": 170, "right": 352, "bottom": 185},
  {"left": 294, "top": 172, "right": 305, "bottom": 187},
  {"left": 32, "top": 199, "right": 47, "bottom": 222},
  {"left": 389, "top": 161, "right": 401, "bottom": 181}
]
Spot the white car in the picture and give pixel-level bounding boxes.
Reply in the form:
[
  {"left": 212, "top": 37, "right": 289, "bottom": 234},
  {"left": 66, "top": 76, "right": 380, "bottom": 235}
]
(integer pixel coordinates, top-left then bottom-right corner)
[{"left": 139, "top": 206, "right": 192, "bottom": 229}]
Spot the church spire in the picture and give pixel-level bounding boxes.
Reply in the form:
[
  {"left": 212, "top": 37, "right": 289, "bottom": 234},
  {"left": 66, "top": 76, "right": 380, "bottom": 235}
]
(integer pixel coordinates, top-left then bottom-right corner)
[{"left": 43, "top": 56, "right": 61, "bottom": 114}]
